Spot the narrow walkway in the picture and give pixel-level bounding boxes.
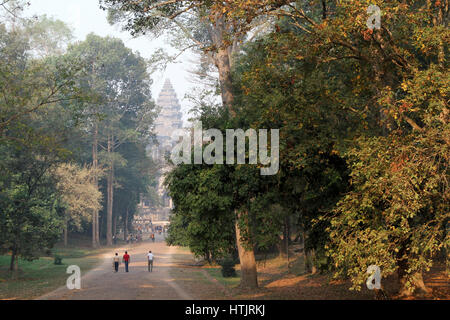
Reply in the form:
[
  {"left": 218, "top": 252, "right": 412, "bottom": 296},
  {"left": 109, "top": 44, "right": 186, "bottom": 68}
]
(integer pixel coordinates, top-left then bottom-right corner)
[{"left": 37, "top": 235, "right": 193, "bottom": 300}]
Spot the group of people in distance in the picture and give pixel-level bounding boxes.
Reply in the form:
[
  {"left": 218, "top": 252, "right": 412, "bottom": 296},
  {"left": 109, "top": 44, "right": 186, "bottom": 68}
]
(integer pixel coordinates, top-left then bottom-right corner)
[
  {"left": 126, "top": 233, "right": 142, "bottom": 244},
  {"left": 113, "top": 250, "right": 154, "bottom": 273}
]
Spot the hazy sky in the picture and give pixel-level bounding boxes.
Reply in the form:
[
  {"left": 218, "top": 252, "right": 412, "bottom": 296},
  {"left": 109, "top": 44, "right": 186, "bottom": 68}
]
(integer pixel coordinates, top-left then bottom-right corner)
[{"left": 24, "top": 0, "right": 198, "bottom": 124}]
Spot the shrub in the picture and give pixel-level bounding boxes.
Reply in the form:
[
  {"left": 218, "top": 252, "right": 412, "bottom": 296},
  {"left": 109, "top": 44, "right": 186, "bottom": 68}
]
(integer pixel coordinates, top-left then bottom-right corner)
[
  {"left": 219, "top": 257, "right": 237, "bottom": 278},
  {"left": 54, "top": 255, "right": 63, "bottom": 265}
]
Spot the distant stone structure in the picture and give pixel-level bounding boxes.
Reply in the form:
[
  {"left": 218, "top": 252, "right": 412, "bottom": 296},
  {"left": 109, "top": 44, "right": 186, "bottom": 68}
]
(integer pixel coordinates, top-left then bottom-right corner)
[
  {"left": 154, "top": 79, "right": 184, "bottom": 145},
  {"left": 139, "top": 79, "right": 184, "bottom": 222}
]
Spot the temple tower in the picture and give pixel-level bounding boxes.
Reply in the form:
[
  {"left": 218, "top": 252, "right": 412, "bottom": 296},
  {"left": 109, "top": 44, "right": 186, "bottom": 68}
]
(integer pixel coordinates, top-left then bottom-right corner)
[
  {"left": 154, "top": 79, "right": 183, "bottom": 147},
  {"left": 141, "top": 79, "right": 184, "bottom": 222}
]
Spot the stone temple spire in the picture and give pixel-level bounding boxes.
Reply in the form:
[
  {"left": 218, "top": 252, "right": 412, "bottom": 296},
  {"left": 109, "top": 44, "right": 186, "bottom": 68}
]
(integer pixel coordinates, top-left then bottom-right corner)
[
  {"left": 149, "top": 79, "right": 184, "bottom": 219},
  {"left": 154, "top": 79, "right": 183, "bottom": 142}
]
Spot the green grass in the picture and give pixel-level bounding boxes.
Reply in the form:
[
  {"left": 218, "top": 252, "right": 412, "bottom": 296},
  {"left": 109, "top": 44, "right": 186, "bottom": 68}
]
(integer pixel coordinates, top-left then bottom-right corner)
[
  {"left": 0, "top": 247, "right": 106, "bottom": 300},
  {"left": 205, "top": 267, "right": 241, "bottom": 288}
]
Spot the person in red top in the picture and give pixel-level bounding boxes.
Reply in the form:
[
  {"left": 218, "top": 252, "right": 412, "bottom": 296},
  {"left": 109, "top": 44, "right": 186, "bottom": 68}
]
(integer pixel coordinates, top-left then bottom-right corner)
[{"left": 122, "top": 251, "right": 130, "bottom": 272}]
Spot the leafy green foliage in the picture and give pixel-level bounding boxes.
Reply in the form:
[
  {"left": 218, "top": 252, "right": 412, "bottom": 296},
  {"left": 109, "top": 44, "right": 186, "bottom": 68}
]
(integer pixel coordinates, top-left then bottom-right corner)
[
  {"left": 53, "top": 255, "right": 63, "bottom": 265},
  {"left": 0, "top": 19, "right": 87, "bottom": 268},
  {"left": 54, "top": 163, "right": 103, "bottom": 232},
  {"left": 166, "top": 162, "right": 236, "bottom": 262},
  {"left": 329, "top": 129, "right": 449, "bottom": 291},
  {"left": 165, "top": 0, "right": 448, "bottom": 295},
  {"left": 66, "top": 34, "right": 157, "bottom": 242},
  {"left": 219, "top": 257, "right": 237, "bottom": 278},
  {"left": 0, "top": 145, "right": 64, "bottom": 266}
]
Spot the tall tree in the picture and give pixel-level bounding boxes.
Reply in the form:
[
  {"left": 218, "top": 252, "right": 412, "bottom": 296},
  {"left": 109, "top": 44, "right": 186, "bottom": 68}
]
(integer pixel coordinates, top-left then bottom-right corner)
[
  {"left": 0, "top": 145, "right": 63, "bottom": 272},
  {"left": 222, "top": 0, "right": 449, "bottom": 295},
  {"left": 0, "top": 24, "right": 84, "bottom": 138},
  {"left": 54, "top": 163, "right": 103, "bottom": 247},
  {"left": 23, "top": 15, "right": 74, "bottom": 58},
  {"left": 0, "top": 20, "right": 94, "bottom": 271},
  {"left": 67, "top": 34, "right": 155, "bottom": 246}
]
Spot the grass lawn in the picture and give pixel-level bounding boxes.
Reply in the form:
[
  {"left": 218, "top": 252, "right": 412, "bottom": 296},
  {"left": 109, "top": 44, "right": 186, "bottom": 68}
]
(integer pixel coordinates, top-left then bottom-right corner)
[
  {"left": 0, "top": 246, "right": 107, "bottom": 300},
  {"left": 205, "top": 267, "right": 241, "bottom": 289}
]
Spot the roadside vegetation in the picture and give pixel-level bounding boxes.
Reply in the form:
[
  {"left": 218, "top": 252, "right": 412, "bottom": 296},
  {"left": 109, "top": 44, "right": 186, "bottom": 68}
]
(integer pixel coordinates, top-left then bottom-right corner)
[
  {"left": 0, "top": 244, "right": 108, "bottom": 299},
  {"left": 102, "top": 0, "right": 449, "bottom": 298},
  {"left": 0, "top": 1, "right": 158, "bottom": 286}
]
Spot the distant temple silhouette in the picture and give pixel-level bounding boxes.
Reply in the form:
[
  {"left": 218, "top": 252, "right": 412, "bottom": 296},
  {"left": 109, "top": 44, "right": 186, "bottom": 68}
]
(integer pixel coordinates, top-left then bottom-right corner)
[
  {"left": 139, "top": 79, "right": 184, "bottom": 222},
  {"left": 154, "top": 79, "right": 184, "bottom": 146}
]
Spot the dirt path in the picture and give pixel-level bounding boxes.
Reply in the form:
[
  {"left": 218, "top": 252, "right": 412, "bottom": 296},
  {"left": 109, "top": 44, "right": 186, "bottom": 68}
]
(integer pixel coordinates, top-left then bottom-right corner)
[{"left": 37, "top": 234, "right": 193, "bottom": 300}]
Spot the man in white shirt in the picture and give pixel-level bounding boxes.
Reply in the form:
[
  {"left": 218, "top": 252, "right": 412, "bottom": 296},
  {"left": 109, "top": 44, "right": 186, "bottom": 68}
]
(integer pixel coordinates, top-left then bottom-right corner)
[
  {"left": 147, "top": 251, "right": 154, "bottom": 272},
  {"left": 113, "top": 253, "right": 120, "bottom": 272}
]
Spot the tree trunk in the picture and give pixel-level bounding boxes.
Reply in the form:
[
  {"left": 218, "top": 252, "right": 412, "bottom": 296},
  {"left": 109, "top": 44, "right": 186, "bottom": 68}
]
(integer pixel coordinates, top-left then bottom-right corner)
[
  {"left": 398, "top": 272, "right": 430, "bottom": 297},
  {"left": 285, "top": 218, "right": 290, "bottom": 270},
  {"left": 302, "top": 230, "right": 308, "bottom": 272},
  {"left": 433, "top": 0, "right": 445, "bottom": 67},
  {"left": 397, "top": 244, "right": 430, "bottom": 297},
  {"left": 93, "top": 210, "right": 98, "bottom": 247},
  {"left": 113, "top": 215, "right": 117, "bottom": 238},
  {"left": 96, "top": 209, "right": 100, "bottom": 246},
  {"left": 283, "top": 218, "right": 290, "bottom": 257},
  {"left": 310, "top": 249, "right": 317, "bottom": 275},
  {"left": 9, "top": 247, "right": 17, "bottom": 272},
  {"left": 106, "top": 134, "right": 115, "bottom": 246},
  {"left": 277, "top": 240, "right": 284, "bottom": 258},
  {"left": 90, "top": 60, "right": 100, "bottom": 248},
  {"left": 64, "top": 218, "right": 68, "bottom": 247},
  {"left": 92, "top": 211, "right": 97, "bottom": 248},
  {"left": 211, "top": 14, "right": 257, "bottom": 289},
  {"left": 322, "top": 0, "right": 327, "bottom": 20},
  {"left": 92, "top": 123, "right": 99, "bottom": 248},
  {"left": 235, "top": 210, "right": 258, "bottom": 289},
  {"left": 302, "top": 230, "right": 317, "bottom": 274},
  {"left": 110, "top": 163, "right": 114, "bottom": 241},
  {"left": 211, "top": 15, "right": 235, "bottom": 114},
  {"left": 216, "top": 46, "right": 234, "bottom": 112},
  {"left": 99, "top": 214, "right": 103, "bottom": 243},
  {"left": 124, "top": 209, "right": 129, "bottom": 241}
]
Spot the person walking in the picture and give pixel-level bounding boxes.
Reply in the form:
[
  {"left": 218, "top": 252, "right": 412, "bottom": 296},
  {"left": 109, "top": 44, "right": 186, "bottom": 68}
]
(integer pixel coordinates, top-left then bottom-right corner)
[
  {"left": 151, "top": 233, "right": 155, "bottom": 243},
  {"left": 147, "top": 251, "right": 154, "bottom": 272},
  {"left": 113, "top": 253, "right": 120, "bottom": 272},
  {"left": 123, "top": 251, "right": 130, "bottom": 272}
]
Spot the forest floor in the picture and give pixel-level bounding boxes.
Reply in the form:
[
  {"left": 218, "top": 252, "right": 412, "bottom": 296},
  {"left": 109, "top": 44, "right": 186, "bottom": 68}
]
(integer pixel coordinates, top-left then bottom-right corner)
[{"left": 195, "top": 252, "right": 450, "bottom": 300}]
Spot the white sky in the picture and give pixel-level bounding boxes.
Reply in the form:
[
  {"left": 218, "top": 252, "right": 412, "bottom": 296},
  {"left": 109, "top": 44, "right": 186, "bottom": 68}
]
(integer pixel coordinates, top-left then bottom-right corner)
[{"left": 24, "top": 0, "right": 199, "bottom": 124}]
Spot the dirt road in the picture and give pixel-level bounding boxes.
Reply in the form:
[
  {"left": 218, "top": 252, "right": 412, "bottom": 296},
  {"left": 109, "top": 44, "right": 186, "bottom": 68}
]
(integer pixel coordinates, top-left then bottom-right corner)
[{"left": 38, "top": 234, "right": 193, "bottom": 300}]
